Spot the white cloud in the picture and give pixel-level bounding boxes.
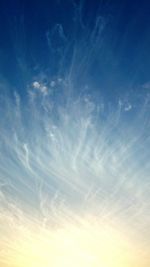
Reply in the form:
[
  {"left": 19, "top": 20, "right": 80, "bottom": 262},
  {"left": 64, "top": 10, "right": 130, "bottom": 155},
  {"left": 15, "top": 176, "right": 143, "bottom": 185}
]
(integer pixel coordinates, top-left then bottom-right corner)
[
  {"left": 40, "top": 86, "right": 48, "bottom": 95},
  {"left": 32, "top": 81, "right": 41, "bottom": 89},
  {"left": 124, "top": 103, "right": 132, "bottom": 112},
  {"left": 32, "top": 81, "right": 48, "bottom": 95}
]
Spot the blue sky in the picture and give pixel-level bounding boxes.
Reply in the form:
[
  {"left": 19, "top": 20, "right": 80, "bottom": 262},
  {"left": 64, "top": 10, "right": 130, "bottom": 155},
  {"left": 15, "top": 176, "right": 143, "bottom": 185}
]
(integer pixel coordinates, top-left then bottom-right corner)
[
  {"left": 0, "top": 1, "right": 150, "bottom": 266},
  {"left": 0, "top": 0, "right": 150, "bottom": 209},
  {"left": 0, "top": 0, "right": 150, "bottom": 100}
]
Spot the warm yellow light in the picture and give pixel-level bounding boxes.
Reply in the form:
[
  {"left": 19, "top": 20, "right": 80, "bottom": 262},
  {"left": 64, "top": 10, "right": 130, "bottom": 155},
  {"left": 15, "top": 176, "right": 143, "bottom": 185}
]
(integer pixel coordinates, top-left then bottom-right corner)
[{"left": 0, "top": 215, "right": 146, "bottom": 267}]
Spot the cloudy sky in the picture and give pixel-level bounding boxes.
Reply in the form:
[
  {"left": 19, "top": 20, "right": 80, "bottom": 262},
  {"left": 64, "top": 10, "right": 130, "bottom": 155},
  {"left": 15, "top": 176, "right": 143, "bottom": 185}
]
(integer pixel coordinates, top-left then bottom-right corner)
[{"left": 0, "top": 1, "right": 150, "bottom": 267}]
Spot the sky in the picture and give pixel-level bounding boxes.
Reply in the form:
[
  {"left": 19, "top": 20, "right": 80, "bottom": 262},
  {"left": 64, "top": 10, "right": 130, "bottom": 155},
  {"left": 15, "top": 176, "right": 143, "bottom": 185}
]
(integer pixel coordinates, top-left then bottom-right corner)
[{"left": 0, "top": 1, "right": 150, "bottom": 267}]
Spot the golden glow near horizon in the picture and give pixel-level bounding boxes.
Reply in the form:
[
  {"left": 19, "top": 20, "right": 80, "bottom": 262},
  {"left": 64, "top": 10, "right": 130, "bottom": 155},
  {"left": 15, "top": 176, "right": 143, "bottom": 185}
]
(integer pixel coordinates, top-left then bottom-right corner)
[{"left": 0, "top": 213, "right": 148, "bottom": 267}]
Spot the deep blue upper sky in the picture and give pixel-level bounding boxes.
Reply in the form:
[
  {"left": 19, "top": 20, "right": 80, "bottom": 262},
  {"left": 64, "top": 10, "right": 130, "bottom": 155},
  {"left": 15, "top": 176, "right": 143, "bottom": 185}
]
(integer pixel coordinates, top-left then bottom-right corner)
[{"left": 0, "top": 0, "right": 150, "bottom": 100}]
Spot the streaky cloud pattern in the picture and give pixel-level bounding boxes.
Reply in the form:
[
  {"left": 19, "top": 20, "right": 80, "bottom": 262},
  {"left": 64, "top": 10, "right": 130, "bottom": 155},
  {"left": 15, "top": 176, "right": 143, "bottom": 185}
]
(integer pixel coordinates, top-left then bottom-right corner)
[{"left": 0, "top": 1, "right": 150, "bottom": 266}]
